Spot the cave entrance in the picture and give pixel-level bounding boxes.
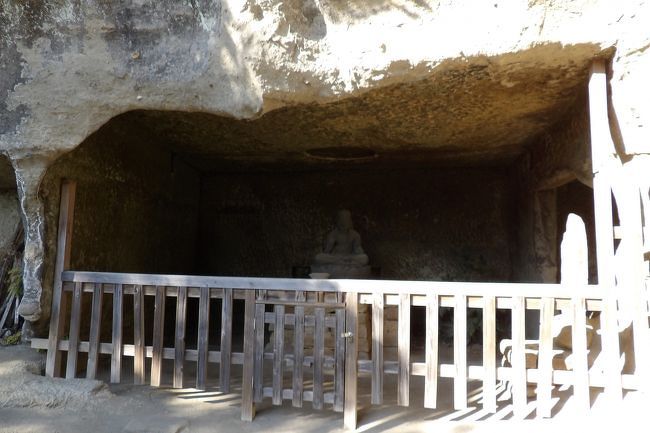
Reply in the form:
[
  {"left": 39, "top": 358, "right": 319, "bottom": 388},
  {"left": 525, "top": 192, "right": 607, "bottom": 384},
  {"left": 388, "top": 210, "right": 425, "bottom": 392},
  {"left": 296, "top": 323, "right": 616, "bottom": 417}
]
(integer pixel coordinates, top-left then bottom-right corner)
[
  {"left": 38, "top": 57, "right": 616, "bottom": 423},
  {"left": 39, "top": 104, "right": 596, "bottom": 385}
]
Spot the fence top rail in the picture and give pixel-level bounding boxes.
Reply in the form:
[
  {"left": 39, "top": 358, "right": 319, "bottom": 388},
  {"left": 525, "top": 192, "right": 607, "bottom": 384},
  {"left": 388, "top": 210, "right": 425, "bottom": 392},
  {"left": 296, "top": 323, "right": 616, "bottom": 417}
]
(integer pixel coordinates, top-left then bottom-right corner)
[{"left": 62, "top": 271, "right": 607, "bottom": 299}]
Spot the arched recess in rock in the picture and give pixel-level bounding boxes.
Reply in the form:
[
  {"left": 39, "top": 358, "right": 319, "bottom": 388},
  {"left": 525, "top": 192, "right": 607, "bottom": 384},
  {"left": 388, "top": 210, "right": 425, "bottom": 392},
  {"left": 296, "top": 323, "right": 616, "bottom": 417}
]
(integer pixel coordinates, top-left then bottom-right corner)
[{"left": 32, "top": 104, "right": 533, "bottom": 342}]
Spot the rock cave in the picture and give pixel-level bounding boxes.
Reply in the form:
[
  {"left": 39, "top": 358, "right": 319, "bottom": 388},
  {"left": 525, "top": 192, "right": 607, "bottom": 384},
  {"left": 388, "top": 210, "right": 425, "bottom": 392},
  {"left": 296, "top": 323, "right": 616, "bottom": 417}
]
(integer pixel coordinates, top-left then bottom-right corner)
[{"left": 0, "top": 1, "right": 648, "bottom": 431}]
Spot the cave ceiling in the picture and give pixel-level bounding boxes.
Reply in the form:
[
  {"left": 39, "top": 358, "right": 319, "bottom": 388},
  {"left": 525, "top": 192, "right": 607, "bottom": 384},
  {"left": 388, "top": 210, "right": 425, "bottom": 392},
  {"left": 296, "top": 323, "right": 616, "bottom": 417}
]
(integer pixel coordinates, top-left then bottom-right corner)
[{"left": 107, "top": 51, "right": 596, "bottom": 171}]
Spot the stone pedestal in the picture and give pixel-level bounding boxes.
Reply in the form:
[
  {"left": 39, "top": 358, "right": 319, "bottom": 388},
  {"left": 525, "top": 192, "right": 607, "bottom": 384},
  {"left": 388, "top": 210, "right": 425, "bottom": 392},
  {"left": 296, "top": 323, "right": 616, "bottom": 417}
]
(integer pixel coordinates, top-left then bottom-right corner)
[{"left": 310, "top": 263, "right": 372, "bottom": 279}]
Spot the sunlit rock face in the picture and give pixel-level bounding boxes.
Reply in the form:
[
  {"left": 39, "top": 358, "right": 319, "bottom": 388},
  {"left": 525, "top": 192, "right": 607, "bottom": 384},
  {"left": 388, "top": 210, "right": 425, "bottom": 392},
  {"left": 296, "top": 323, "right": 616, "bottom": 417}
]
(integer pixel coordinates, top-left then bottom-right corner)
[
  {"left": 0, "top": 0, "right": 647, "bottom": 158},
  {"left": 0, "top": 0, "right": 648, "bottom": 328}
]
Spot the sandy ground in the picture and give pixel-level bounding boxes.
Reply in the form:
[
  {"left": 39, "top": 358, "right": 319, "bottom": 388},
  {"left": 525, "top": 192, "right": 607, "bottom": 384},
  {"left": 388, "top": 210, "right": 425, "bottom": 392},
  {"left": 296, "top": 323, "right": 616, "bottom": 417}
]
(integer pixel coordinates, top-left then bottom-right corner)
[{"left": 0, "top": 345, "right": 648, "bottom": 433}]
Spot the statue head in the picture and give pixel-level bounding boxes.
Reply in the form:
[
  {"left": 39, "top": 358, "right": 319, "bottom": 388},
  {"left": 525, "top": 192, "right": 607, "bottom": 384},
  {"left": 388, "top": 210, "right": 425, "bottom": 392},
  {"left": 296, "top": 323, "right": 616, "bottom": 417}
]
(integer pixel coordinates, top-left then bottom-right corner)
[{"left": 336, "top": 209, "right": 353, "bottom": 231}]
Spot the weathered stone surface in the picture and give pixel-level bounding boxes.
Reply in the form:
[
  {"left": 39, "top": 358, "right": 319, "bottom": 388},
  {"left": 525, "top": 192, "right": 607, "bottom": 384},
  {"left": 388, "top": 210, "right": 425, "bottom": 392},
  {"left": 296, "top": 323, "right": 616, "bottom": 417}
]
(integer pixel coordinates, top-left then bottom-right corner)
[
  {"left": 124, "top": 416, "right": 190, "bottom": 433},
  {"left": 0, "top": 345, "right": 113, "bottom": 409}
]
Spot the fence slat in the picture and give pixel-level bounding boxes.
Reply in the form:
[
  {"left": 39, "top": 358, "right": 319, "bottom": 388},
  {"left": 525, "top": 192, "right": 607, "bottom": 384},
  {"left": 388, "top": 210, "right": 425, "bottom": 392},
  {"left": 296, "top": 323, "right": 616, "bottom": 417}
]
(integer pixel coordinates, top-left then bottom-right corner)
[
  {"left": 589, "top": 60, "right": 624, "bottom": 404},
  {"left": 253, "top": 297, "right": 266, "bottom": 403},
  {"left": 196, "top": 287, "right": 210, "bottom": 390},
  {"left": 65, "top": 282, "right": 83, "bottom": 379},
  {"left": 173, "top": 286, "right": 187, "bottom": 388},
  {"left": 220, "top": 288, "right": 233, "bottom": 393},
  {"left": 398, "top": 293, "right": 410, "bottom": 406},
  {"left": 133, "top": 284, "right": 145, "bottom": 385},
  {"left": 334, "top": 306, "right": 345, "bottom": 412},
  {"left": 45, "top": 180, "right": 76, "bottom": 378},
  {"left": 272, "top": 304, "right": 285, "bottom": 405},
  {"left": 511, "top": 296, "right": 527, "bottom": 418},
  {"left": 151, "top": 286, "right": 166, "bottom": 387},
  {"left": 600, "top": 294, "right": 623, "bottom": 403},
  {"left": 313, "top": 306, "right": 325, "bottom": 410},
  {"left": 86, "top": 283, "right": 104, "bottom": 379},
  {"left": 424, "top": 292, "right": 439, "bottom": 409},
  {"left": 371, "top": 292, "right": 384, "bottom": 405},
  {"left": 241, "top": 290, "right": 256, "bottom": 421},
  {"left": 344, "top": 292, "right": 358, "bottom": 430},
  {"left": 453, "top": 294, "right": 467, "bottom": 409},
  {"left": 537, "top": 297, "right": 554, "bottom": 418},
  {"left": 111, "top": 284, "right": 123, "bottom": 383},
  {"left": 572, "top": 296, "right": 590, "bottom": 412},
  {"left": 293, "top": 304, "right": 305, "bottom": 408},
  {"left": 482, "top": 295, "right": 496, "bottom": 413}
]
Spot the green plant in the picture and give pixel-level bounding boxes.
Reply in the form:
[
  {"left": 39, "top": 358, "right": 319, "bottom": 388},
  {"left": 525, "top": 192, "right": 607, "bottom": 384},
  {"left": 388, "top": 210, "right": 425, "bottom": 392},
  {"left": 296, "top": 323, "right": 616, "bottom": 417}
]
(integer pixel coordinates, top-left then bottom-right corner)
[
  {"left": 0, "top": 331, "right": 21, "bottom": 346},
  {"left": 7, "top": 265, "right": 23, "bottom": 298}
]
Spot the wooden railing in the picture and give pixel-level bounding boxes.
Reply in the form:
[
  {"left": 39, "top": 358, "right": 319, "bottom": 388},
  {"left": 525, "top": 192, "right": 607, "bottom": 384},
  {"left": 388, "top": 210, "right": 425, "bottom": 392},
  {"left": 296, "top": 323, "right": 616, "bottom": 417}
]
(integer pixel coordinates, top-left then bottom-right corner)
[{"left": 31, "top": 269, "right": 642, "bottom": 429}]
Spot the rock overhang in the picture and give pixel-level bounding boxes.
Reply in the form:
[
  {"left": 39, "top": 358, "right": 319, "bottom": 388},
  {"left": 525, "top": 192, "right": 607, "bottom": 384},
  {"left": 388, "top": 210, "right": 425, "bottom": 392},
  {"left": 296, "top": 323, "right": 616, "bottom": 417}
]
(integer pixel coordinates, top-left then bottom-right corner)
[
  {"left": 97, "top": 43, "right": 605, "bottom": 172},
  {"left": 1, "top": 0, "right": 641, "bottom": 162}
]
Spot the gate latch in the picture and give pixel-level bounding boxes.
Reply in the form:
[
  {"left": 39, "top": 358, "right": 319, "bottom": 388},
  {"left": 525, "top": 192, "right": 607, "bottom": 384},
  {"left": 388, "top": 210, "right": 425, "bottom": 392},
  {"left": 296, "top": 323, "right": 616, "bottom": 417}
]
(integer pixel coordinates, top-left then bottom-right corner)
[{"left": 341, "top": 331, "right": 354, "bottom": 339}]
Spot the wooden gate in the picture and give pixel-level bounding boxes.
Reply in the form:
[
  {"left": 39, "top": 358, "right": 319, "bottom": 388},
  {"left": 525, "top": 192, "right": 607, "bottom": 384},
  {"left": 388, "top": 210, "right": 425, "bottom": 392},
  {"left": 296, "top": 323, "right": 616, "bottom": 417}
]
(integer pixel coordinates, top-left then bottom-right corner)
[{"left": 241, "top": 290, "right": 348, "bottom": 419}]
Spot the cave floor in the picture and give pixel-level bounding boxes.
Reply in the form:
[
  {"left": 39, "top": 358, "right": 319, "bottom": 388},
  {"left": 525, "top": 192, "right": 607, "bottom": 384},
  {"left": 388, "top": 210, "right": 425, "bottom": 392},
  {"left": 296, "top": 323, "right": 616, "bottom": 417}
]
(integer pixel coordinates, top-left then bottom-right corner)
[{"left": 0, "top": 345, "right": 647, "bottom": 433}]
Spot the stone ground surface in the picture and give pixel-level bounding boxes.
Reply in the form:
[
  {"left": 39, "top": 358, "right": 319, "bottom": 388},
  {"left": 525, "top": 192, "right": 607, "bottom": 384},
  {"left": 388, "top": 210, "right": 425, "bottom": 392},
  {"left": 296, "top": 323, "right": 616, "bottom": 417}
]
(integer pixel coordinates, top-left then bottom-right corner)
[{"left": 1, "top": 345, "right": 649, "bottom": 433}]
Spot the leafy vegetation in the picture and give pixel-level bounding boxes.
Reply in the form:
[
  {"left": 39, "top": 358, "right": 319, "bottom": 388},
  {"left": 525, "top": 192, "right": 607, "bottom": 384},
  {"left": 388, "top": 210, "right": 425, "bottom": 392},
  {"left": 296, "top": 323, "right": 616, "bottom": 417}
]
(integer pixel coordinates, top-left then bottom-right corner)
[{"left": 0, "top": 331, "right": 21, "bottom": 346}]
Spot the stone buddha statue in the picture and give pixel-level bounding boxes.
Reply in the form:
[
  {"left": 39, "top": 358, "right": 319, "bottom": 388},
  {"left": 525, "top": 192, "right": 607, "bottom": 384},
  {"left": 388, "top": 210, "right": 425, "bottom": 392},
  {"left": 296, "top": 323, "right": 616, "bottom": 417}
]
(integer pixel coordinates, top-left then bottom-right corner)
[{"left": 314, "top": 209, "right": 369, "bottom": 266}]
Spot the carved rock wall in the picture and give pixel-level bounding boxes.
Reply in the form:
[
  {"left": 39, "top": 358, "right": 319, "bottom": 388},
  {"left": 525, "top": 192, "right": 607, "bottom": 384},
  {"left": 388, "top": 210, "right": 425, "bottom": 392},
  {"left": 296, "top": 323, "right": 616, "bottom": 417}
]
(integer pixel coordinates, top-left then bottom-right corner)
[{"left": 198, "top": 168, "right": 515, "bottom": 282}]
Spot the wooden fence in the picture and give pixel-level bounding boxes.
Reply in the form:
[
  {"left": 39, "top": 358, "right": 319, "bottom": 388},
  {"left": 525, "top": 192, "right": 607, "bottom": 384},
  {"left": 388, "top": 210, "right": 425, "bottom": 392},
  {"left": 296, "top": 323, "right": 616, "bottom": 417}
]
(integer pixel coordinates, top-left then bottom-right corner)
[{"left": 31, "top": 270, "right": 645, "bottom": 430}]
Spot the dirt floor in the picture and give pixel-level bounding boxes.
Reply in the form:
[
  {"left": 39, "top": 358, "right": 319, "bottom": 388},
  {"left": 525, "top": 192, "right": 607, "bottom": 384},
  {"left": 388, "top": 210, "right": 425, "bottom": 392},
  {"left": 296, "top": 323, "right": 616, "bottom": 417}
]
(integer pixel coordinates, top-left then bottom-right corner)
[{"left": 0, "top": 344, "right": 648, "bottom": 433}]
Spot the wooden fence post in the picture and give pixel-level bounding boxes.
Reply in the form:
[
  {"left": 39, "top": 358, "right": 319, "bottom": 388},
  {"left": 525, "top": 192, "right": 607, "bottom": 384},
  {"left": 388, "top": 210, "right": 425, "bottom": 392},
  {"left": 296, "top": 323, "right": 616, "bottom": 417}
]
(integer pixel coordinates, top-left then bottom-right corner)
[
  {"left": 371, "top": 292, "right": 384, "bottom": 405},
  {"left": 536, "top": 297, "right": 555, "bottom": 418},
  {"left": 65, "top": 281, "right": 82, "bottom": 378},
  {"left": 344, "top": 291, "right": 358, "bottom": 430},
  {"left": 482, "top": 296, "right": 497, "bottom": 413},
  {"left": 511, "top": 296, "right": 527, "bottom": 418},
  {"left": 588, "top": 59, "right": 624, "bottom": 402},
  {"left": 453, "top": 294, "right": 467, "bottom": 410},
  {"left": 424, "top": 293, "right": 439, "bottom": 409},
  {"left": 86, "top": 283, "right": 104, "bottom": 379},
  {"left": 151, "top": 285, "right": 166, "bottom": 387},
  {"left": 45, "top": 180, "right": 77, "bottom": 378},
  {"left": 133, "top": 284, "right": 146, "bottom": 385},
  {"left": 241, "top": 290, "right": 256, "bottom": 422},
  {"left": 173, "top": 286, "right": 188, "bottom": 389},
  {"left": 220, "top": 288, "right": 233, "bottom": 393}
]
